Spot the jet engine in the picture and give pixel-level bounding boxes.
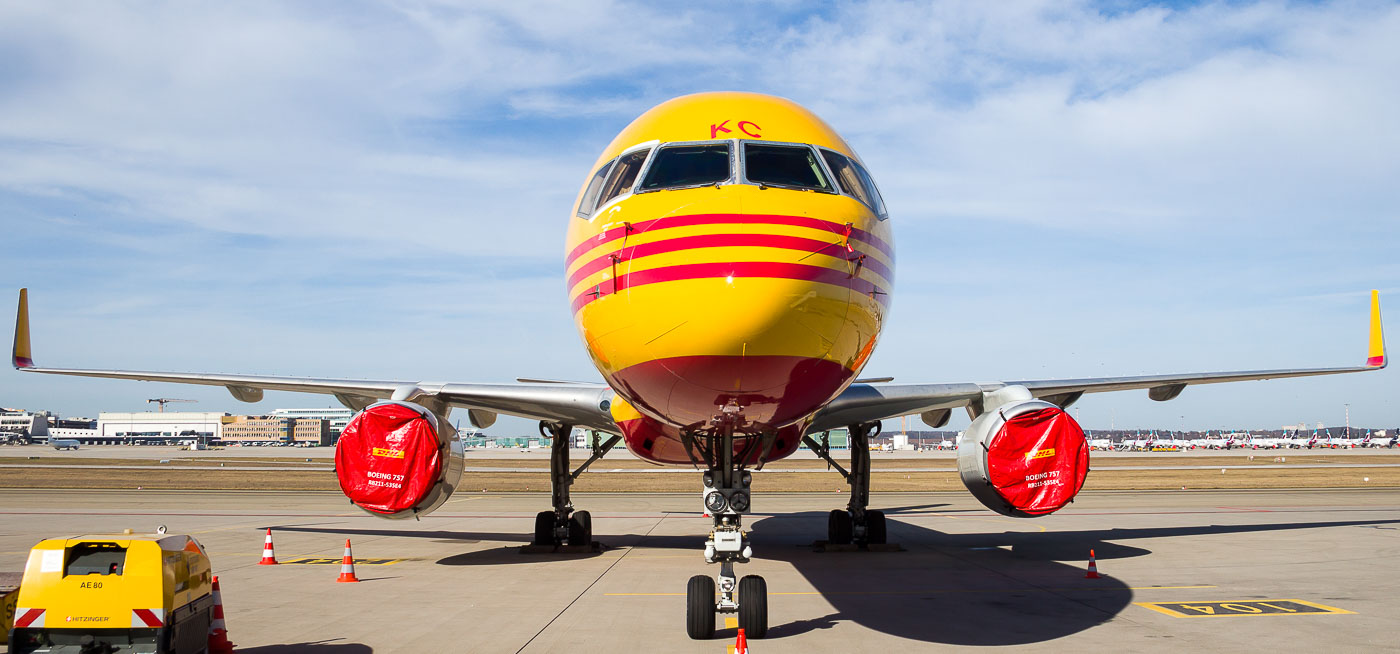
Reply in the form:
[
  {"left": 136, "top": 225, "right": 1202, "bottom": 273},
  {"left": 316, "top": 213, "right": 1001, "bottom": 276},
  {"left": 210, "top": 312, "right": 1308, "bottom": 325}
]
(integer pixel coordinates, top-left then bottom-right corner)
[
  {"left": 335, "top": 401, "right": 464, "bottom": 519},
  {"left": 957, "top": 399, "right": 1089, "bottom": 517}
]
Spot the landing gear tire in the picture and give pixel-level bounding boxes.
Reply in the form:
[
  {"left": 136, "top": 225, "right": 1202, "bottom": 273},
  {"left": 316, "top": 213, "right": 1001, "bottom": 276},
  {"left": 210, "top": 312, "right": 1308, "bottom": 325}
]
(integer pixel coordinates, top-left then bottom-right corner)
[
  {"left": 866, "top": 510, "right": 887, "bottom": 545},
  {"left": 828, "top": 509, "right": 852, "bottom": 544},
  {"left": 532, "top": 511, "right": 554, "bottom": 546},
  {"left": 738, "top": 575, "right": 768, "bottom": 638},
  {"left": 686, "top": 574, "right": 716, "bottom": 640},
  {"left": 568, "top": 510, "right": 592, "bottom": 546}
]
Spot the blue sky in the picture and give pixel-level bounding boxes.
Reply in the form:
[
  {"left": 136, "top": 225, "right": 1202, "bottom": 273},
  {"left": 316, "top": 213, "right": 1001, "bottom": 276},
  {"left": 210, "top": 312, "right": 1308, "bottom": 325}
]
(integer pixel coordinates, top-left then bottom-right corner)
[{"left": 2, "top": 0, "right": 1397, "bottom": 434}]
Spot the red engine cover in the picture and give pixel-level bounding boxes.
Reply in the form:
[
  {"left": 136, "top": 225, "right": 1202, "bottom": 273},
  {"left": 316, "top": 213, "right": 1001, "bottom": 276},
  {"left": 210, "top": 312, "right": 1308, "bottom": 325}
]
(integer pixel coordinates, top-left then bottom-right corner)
[
  {"left": 984, "top": 407, "right": 1089, "bottom": 516},
  {"left": 335, "top": 403, "right": 442, "bottom": 515}
]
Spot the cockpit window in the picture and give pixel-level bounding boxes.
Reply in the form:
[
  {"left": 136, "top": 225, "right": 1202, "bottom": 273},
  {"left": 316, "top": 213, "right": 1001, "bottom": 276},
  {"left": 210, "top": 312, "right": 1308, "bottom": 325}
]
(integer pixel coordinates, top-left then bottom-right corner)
[
  {"left": 744, "top": 143, "right": 832, "bottom": 192},
  {"left": 820, "top": 150, "right": 887, "bottom": 218},
  {"left": 576, "top": 158, "right": 615, "bottom": 218},
  {"left": 639, "top": 143, "right": 731, "bottom": 191},
  {"left": 595, "top": 148, "right": 651, "bottom": 210}
]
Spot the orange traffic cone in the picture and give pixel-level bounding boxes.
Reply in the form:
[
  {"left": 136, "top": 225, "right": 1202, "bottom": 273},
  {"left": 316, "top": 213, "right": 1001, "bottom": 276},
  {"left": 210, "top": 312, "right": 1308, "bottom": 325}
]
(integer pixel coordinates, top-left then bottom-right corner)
[
  {"left": 733, "top": 627, "right": 748, "bottom": 654},
  {"left": 1085, "top": 549, "right": 1101, "bottom": 579},
  {"left": 336, "top": 539, "right": 360, "bottom": 583},
  {"left": 258, "top": 528, "right": 277, "bottom": 565},
  {"left": 207, "top": 575, "right": 236, "bottom": 654}
]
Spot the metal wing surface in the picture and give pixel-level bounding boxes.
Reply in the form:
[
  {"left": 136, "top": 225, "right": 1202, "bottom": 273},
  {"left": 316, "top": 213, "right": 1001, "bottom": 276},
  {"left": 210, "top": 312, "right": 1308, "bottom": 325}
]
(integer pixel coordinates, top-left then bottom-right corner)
[
  {"left": 811, "top": 291, "right": 1387, "bottom": 432},
  {"left": 11, "top": 289, "right": 616, "bottom": 432}
]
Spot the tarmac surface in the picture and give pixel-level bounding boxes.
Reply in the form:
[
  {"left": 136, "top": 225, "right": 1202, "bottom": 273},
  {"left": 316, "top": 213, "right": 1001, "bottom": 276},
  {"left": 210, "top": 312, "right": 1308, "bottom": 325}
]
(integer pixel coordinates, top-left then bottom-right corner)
[{"left": 2, "top": 488, "right": 1398, "bottom": 653}]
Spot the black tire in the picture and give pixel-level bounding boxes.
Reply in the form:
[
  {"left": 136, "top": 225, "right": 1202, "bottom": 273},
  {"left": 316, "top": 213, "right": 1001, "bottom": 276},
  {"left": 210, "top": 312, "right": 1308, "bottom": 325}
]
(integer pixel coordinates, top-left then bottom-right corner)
[
  {"left": 738, "top": 575, "right": 768, "bottom": 638},
  {"left": 866, "top": 510, "right": 887, "bottom": 545},
  {"left": 533, "top": 511, "right": 555, "bottom": 546},
  {"left": 686, "top": 575, "right": 716, "bottom": 640},
  {"left": 568, "top": 510, "right": 592, "bottom": 546},
  {"left": 828, "top": 509, "right": 852, "bottom": 544}
]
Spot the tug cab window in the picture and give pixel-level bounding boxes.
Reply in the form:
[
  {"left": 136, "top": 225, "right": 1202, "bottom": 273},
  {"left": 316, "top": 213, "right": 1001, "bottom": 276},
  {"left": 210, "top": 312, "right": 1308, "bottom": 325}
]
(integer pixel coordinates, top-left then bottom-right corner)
[
  {"left": 65, "top": 542, "right": 126, "bottom": 576},
  {"left": 639, "top": 143, "right": 731, "bottom": 191},
  {"left": 594, "top": 148, "right": 651, "bottom": 210},
  {"left": 575, "top": 158, "right": 615, "bottom": 218},
  {"left": 743, "top": 143, "right": 832, "bottom": 192},
  {"left": 820, "top": 150, "right": 887, "bottom": 218}
]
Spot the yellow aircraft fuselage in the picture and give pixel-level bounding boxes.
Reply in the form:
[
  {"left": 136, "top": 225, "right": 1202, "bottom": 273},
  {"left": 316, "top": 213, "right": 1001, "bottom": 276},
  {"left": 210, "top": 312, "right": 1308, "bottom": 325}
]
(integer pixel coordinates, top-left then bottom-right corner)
[{"left": 565, "top": 93, "right": 893, "bottom": 464}]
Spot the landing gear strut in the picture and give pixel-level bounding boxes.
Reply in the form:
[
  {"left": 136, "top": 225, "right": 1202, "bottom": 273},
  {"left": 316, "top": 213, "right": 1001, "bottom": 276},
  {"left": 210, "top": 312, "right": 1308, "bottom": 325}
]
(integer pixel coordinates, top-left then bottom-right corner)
[
  {"left": 684, "top": 426, "right": 768, "bottom": 640},
  {"left": 804, "top": 423, "right": 887, "bottom": 546},
  {"left": 531, "top": 423, "right": 619, "bottom": 548}
]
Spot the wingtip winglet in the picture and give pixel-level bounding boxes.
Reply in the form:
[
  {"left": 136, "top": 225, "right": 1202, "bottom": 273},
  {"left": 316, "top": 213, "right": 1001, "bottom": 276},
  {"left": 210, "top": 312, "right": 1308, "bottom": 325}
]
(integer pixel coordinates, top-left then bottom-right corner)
[
  {"left": 13, "top": 288, "right": 34, "bottom": 369},
  {"left": 1367, "top": 289, "right": 1386, "bottom": 369}
]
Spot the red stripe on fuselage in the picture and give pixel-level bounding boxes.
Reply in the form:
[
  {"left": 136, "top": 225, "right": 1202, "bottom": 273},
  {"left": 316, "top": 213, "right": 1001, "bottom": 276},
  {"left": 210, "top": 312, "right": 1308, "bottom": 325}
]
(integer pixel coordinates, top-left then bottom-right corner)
[
  {"left": 566, "top": 232, "right": 893, "bottom": 289},
  {"left": 565, "top": 213, "right": 893, "bottom": 268},
  {"left": 570, "top": 261, "right": 890, "bottom": 313}
]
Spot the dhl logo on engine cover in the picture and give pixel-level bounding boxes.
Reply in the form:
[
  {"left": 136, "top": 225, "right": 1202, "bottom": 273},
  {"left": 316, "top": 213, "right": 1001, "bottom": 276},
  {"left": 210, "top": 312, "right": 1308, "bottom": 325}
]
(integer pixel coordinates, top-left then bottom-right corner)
[
  {"left": 1026, "top": 448, "right": 1056, "bottom": 461},
  {"left": 371, "top": 448, "right": 404, "bottom": 459}
]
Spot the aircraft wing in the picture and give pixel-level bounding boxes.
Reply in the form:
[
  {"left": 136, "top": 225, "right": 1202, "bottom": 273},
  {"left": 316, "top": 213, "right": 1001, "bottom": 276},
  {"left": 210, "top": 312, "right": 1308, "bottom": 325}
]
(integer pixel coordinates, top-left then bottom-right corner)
[
  {"left": 11, "top": 289, "right": 616, "bottom": 432},
  {"left": 810, "top": 290, "right": 1387, "bottom": 432}
]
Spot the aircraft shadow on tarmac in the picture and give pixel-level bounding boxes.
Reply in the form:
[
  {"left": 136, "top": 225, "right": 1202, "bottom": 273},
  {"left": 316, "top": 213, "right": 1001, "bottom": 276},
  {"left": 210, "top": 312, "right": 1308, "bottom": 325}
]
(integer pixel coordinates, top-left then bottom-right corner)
[
  {"left": 237, "top": 640, "right": 373, "bottom": 653},
  {"left": 270, "top": 513, "right": 1400, "bottom": 646}
]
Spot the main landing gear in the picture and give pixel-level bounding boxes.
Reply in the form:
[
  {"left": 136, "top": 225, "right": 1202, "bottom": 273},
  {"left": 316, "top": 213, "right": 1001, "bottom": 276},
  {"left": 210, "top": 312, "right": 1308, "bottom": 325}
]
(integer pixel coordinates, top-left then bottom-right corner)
[
  {"left": 531, "top": 422, "right": 619, "bottom": 548},
  {"left": 803, "top": 422, "right": 887, "bottom": 546},
  {"left": 684, "top": 427, "right": 768, "bottom": 640}
]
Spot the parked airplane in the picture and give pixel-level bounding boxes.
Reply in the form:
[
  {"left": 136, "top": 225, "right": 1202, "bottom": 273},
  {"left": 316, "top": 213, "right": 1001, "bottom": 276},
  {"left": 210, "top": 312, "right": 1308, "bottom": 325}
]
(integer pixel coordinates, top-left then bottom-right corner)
[
  {"left": 1283, "top": 431, "right": 1316, "bottom": 449},
  {"left": 49, "top": 439, "right": 79, "bottom": 451},
  {"left": 1371, "top": 431, "right": 1399, "bottom": 448},
  {"left": 1204, "top": 432, "right": 1247, "bottom": 450},
  {"left": 1244, "top": 433, "right": 1284, "bottom": 449},
  {"left": 9, "top": 92, "right": 1388, "bottom": 640}
]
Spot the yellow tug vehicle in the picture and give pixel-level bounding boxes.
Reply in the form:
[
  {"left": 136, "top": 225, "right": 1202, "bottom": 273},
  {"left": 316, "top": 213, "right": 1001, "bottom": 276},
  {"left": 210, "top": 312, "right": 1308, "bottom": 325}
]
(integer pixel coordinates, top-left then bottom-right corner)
[{"left": 8, "top": 531, "right": 214, "bottom": 654}]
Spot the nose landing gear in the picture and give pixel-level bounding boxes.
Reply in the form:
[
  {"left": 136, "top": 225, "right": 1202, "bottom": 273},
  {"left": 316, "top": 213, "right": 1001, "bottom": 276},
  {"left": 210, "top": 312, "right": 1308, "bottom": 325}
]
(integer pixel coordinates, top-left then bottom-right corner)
[{"left": 684, "top": 430, "right": 768, "bottom": 640}]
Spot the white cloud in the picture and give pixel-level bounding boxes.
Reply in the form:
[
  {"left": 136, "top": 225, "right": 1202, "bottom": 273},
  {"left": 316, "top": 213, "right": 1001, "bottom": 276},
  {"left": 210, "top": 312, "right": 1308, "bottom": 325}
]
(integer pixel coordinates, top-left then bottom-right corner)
[{"left": 2, "top": 0, "right": 1397, "bottom": 428}]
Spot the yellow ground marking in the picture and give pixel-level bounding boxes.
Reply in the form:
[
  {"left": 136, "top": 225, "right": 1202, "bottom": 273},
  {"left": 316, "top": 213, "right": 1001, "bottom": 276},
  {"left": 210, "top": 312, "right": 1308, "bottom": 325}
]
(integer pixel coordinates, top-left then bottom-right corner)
[
  {"left": 724, "top": 617, "right": 738, "bottom": 629},
  {"left": 1136, "top": 599, "right": 1354, "bottom": 618},
  {"left": 605, "top": 585, "right": 1216, "bottom": 597},
  {"left": 279, "top": 557, "right": 417, "bottom": 565}
]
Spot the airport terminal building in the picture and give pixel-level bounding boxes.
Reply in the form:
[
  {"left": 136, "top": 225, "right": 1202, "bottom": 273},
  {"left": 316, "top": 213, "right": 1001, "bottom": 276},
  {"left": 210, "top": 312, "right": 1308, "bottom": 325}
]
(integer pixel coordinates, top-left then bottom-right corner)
[
  {"left": 97, "top": 411, "right": 230, "bottom": 444},
  {"left": 222, "top": 415, "right": 331, "bottom": 446},
  {"left": 83, "top": 410, "right": 336, "bottom": 446},
  {"left": 0, "top": 409, "right": 50, "bottom": 440}
]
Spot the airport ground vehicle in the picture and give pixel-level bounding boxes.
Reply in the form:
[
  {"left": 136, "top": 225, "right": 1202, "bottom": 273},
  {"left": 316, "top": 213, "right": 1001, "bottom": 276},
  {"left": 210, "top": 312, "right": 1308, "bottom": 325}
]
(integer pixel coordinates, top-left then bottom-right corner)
[
  {"left": 49, "top": 439, "right": 79, "bottom": 451},
  {"left": 7, "top": 531, "right": 214, "bottom": 654}
]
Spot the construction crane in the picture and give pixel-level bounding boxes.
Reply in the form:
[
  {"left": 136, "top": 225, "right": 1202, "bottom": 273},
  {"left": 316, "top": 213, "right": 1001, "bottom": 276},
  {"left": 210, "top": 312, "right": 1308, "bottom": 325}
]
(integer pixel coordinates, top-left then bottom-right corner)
[{"left": 147, "top": 398, "right": 196, "bottom": 412}]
